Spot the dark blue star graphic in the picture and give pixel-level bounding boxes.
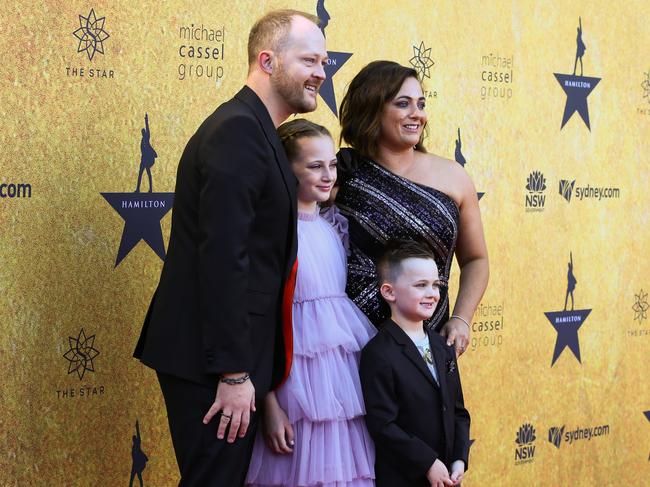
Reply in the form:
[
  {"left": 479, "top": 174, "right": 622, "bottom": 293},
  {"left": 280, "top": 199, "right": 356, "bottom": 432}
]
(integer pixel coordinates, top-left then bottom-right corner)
[
  {"left": 544, "top": 309, "right": 591, "bottom": 366},
  {"left": 554, "top": 74, "right": 601, "bottom": 130},
  {"left": 316, "top": 1, "right": 352, "bottom": 117},
  {"left": 101, "top": 192, "right": 173, "bottom": 267},
  {"left": 63, "top": 328, "right": 100, "bottom": 380},
  {"left": 72, "top": 9, "right": 110, "bottom": 61},
  {"left": 320, "top": 52, "right": 352, "bottom": 116},
  {"left": 645, "top": 411, "right": 650, "bottom": 460}
]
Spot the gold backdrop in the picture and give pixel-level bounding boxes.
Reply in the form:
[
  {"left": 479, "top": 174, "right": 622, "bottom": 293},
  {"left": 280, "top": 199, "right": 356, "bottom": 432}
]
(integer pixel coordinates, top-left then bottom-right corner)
[{"left": 1, "top": 0, "right": 649, "bottom": 485}]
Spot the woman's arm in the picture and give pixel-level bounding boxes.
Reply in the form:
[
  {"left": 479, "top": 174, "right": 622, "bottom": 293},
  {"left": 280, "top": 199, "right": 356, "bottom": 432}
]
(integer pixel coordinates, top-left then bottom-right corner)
[{"left": 441, "top": 165, "right": 489, "bottom": 356}]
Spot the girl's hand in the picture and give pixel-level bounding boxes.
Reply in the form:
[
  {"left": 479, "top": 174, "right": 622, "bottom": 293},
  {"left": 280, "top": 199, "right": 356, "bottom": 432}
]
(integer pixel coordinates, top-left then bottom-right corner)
[{"left": 262, "top": 392, "right": 294, "bottom": 454}]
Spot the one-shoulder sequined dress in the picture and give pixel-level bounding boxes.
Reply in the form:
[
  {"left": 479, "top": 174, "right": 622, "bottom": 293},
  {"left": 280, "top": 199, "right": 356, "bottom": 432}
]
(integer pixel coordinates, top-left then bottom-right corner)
[{"left": 335, "top": 148, "right": 460, "bottom": 331}]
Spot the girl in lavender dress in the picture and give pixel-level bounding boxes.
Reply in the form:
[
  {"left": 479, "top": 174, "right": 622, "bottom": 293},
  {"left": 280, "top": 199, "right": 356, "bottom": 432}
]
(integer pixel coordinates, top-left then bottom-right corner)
[{"left": 246, "top": 119, "right": 376, "bottom": 487}]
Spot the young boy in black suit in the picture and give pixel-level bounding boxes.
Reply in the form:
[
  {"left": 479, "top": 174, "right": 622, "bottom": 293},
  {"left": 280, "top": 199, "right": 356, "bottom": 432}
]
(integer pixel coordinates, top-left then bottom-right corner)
[{"left": 360, "top": 240, "right": 471, "bottom": 487}]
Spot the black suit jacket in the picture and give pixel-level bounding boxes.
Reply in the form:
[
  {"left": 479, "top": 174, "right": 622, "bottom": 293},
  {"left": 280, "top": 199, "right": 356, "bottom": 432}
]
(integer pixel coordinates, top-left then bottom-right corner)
[
  {"left": 134, "top": 86, "right": 297, "bottom": 396},
  {"left": 359, "top": 319, "right": 470, "bottom": 487}
]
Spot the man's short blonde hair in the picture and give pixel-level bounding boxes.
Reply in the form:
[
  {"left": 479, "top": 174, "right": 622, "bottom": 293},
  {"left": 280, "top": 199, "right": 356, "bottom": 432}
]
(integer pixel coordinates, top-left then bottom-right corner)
[{"left": 247, "top": 9, "right": 320, "bottom": 68}]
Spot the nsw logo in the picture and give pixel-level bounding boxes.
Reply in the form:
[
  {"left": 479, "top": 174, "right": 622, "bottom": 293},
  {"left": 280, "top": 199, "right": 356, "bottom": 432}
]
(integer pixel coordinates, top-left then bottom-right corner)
[
  {"left": 525, "top": 170, "right": 546, "bottom": 212},
  {"left": 514, "top": 423, "right": 537, "bottom": 465},
  {"left": 548, "top": 425, "right": 566, "bottom": 449}
]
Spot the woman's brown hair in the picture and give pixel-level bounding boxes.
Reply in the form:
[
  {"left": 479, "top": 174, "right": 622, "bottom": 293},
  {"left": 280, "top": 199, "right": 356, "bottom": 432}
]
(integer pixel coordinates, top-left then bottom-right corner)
[{"left": 338, "top": 60, "right": 427, "bottom": 160}]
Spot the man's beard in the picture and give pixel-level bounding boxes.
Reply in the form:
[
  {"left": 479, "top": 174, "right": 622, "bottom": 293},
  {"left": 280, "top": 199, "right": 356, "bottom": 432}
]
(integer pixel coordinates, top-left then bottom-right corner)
[{"left": 271, "top": 63, "right": 317, "bottom": 114}]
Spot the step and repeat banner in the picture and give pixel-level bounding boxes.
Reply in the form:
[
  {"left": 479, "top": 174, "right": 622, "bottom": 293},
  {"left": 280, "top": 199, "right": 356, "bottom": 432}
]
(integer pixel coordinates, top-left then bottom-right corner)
[{"left": 1, "top": 0, "right": 648, "bottom": 485}]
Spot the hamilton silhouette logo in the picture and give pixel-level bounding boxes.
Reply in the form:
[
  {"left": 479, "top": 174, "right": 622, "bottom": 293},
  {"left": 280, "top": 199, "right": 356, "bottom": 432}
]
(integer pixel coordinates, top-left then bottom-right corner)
[
  {"left": 553, "top": 17, "right": 601, "bottom": 130},
  {"left": 544, "top": 252, "right": 592, "bottom": 366},
  {"left": 548, "top": 425, "right": 566, "bottom": 449},
  {"left": 642, "top": 70, "right": 650, "bottom": 104},
  {"left": 633, "top": 289, "right": 648, "bottom": 323},
  {"left": 316, "top": 0, "right": 352, "bottom": 117},
  {"left": 559, "top": 179, "right": 576, "bottom": 202},
  {"left": 514, "top": 423, "right": 537, "bottom": 464},
  {"left": 454, "top": 128, "right": 484, "bottom": 200},
  {"left": 525, "top": 170, "right": 546, "bottom": 211},
  {"left": 130, "top": 419, "right": 149, "bottom": 486},
  {"left": 63, "top": 328, "right": 100, "bottom": 380},
  {"left": 409, "top": 41, "right": 435, "bottom": 79},
  {"left": 73, "top": 9, "right": 110, "bottom": 61},
  {"left": 102, "top": 113, "right": 174, "bottom": 267}
]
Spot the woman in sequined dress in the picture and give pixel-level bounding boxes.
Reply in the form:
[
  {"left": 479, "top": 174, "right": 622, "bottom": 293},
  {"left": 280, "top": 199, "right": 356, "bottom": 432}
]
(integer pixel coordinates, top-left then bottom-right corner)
[{"left": 335, "top": 60, "right": 489, "bottom": 357}]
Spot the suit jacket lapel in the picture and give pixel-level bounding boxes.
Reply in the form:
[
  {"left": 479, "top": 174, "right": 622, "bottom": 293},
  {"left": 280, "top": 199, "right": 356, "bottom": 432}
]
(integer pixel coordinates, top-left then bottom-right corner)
[
  {"left": 234, "top": 86, "right": 297, "bottom": 276},
  {"left": 429, "top": 328, "right": 451, "bottom": 408},
  {"left": 234, "top": 85, "right": 297, "bottom": 198},
  {"left": 385, "top": 320, "right": 438, "bottom": 389}
]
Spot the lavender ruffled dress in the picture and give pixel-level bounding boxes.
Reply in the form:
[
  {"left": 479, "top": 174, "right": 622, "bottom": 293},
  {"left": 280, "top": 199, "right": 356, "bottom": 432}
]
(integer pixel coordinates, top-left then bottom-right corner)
[{"left": 246, "top": 207, "right": 376, "bottom": 487}]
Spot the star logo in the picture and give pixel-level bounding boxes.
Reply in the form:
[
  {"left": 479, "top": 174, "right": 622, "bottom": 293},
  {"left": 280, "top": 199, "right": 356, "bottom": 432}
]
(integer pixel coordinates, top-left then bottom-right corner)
[
  {"left": 544, "top": 251, "right": 592, "bottom": 366},
  {"left": 102, "top": 113, "right": 173, "bottom": 267},
  {"left": 63, "top": 328, "right": 100, "bottom": 380},
  {"left": 72, "top": 9, "right": 110, "bottom": 61},
  {"left": 645, "top": 411, "right": 650, "bottom": 460},
  {"left": 102, "top": 193, "right": 174, "bottom": 266},
  {"left": 633, "top": 289, "right": 649, "bottom": 323},
  {"left": 317, "top": 1, "right": 352, "bottom": 117},
  {"left": 554, "top": 74, "right": 600, "bottom": 130},
  {"left": 409, "top": 41, "right": 435, "bottom": 79},
  {"left": 553, "top": 18, "right": 601, "bottom": 130},
  {"left": 545, "top": 309, "right": 591, "bottom": 365},
  {"left": 642, "top": 71, "right": 650, "bottom": 104}
]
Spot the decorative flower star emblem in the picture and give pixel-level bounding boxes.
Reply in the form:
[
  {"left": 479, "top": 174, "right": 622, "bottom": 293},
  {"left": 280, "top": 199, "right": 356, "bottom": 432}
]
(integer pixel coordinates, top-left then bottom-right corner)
[
  {"left": 642, "top": 71, "right": 650, "bottom": 104},
  {"left": 633, "top": 289, "right": 649, "bottom": 323},
  {"left": 409, "top": 41, "right": 435, "bottom": 80},
  {"left": 63, "top": 328, "right": 100, "bottom": 380},
  {"left": 72, "top": 9, "right": 110, "bottom": 61}
]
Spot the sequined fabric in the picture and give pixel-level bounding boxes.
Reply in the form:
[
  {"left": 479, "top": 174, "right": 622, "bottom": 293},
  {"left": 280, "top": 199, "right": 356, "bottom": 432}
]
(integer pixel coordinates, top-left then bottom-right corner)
[{"left": 335, "top": 148, "right": 459, "bottom": 330}]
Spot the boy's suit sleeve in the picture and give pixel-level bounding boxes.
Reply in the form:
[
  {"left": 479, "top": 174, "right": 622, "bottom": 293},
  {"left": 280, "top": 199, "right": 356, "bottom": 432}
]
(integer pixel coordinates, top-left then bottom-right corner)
[{"left": 360, "top": 342, "right": 438, "bottom": 479}]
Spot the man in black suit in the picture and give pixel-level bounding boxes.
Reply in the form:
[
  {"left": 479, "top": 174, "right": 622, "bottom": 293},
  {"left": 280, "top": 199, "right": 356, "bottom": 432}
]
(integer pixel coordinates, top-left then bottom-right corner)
[
  {"left": 360, "top": 241, "right": 471, "bottom": 487},
  {"left": 133, "top": 9, "right": 327, "bottom": 486}
]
